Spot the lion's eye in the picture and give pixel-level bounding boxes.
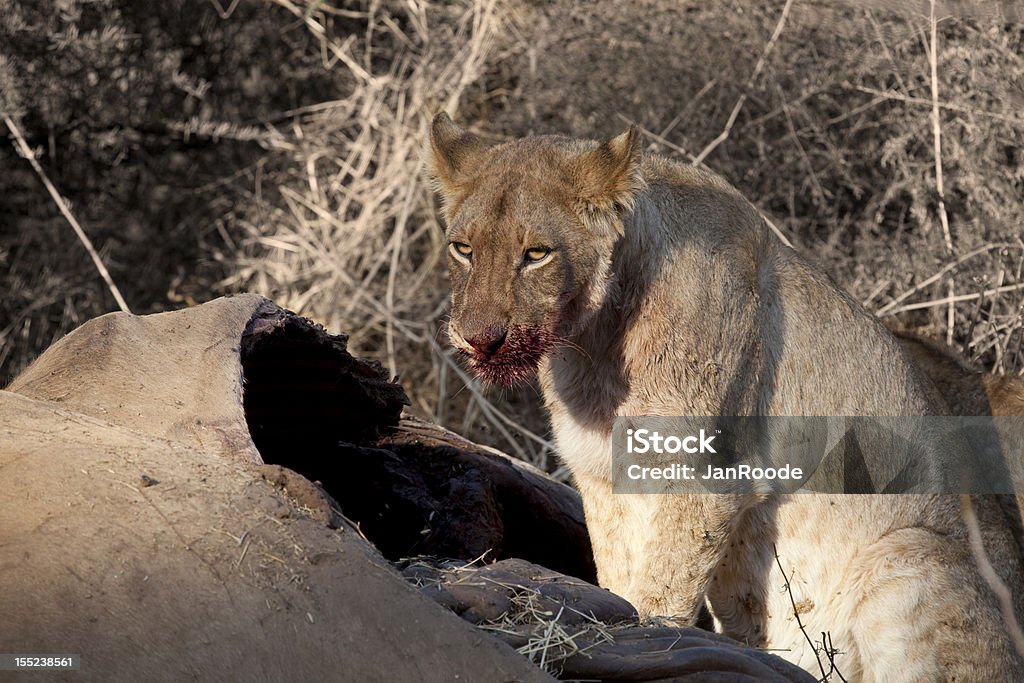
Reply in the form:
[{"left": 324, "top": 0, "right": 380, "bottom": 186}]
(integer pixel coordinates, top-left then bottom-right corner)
[
  {"left": 524, "top": 247, "right": 552, "bottom": 264},
  {"left": 449, "top": 242, "right": 473, "bottom": 260}
]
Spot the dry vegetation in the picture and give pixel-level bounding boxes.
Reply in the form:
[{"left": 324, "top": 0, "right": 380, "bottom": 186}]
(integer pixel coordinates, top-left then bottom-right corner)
[{"left": 2, "top": 0, "right": 1022, "bottom": 472}]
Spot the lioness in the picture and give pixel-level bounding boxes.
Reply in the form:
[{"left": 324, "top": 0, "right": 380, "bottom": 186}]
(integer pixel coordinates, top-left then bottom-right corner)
[{"left": 428, "top": 113, "right": 1024, "bottom": 680}]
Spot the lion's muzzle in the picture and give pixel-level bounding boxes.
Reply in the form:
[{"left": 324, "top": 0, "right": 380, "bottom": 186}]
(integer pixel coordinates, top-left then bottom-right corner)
[{"left": 464, "top": 326, "right": 508, "bottom": 358}]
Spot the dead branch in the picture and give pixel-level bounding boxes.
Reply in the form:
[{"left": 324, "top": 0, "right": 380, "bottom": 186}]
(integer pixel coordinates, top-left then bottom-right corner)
[
  {"left": 3, "top": 114, "right": 132, "bottom": 314},
  {"left": 774, "top": 545, "right": 831, "bottom": 681},
  {"left": 959, "top": 495, "right": 1024, "bottom": 659},
  {"left": 875, "top": 243, "right": 1016, "bottom": 316},
  {"left": 928, "top": 0, "right": 953, "bottom": 254},
  {"left": 881, "top": 282, "right": 1024, "bottom": 316},
  {"left": 847, "top": 84, "right": 1024, "bottom": 126},
  {"left": 692, "top": 0, "right": 795, "bottom": 166}
]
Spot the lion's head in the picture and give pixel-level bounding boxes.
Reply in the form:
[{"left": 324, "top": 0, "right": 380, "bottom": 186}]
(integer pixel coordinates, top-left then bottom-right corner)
[{"left": 427, "top": 113, "right": 642, "bottom": 386}]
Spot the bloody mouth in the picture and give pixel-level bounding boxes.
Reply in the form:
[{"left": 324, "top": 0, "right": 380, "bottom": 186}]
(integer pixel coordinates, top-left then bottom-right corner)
[{"left": 457, "top": 325, "right": 552, "bottom": 387}]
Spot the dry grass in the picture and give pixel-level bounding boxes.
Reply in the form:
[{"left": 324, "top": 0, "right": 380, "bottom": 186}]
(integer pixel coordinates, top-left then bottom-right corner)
[
  {"left": 3, "top": 0, "right": 1022, "bottom": 469},
  {"left": 209, "top": 0, "right": 1022, "bottom": 468},
  {"left": 401, "top": 559, "right": 616, "bottom": 675},
  {"left": 481, "top": 590, "right": 615, "bottom": 674},
  {"left": 199, "top": 0, "right": 560, "bottom": 469}
]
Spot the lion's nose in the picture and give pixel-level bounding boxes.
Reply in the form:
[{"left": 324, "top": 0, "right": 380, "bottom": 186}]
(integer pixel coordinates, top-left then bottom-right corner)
[{"left": 466, "top": 327, "right": 507, "bottom": 357}]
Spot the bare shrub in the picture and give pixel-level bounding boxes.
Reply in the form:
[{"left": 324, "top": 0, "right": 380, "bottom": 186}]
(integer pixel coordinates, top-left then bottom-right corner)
[{"left": 203, "top": 0, "right": 561, "bottom": 467}]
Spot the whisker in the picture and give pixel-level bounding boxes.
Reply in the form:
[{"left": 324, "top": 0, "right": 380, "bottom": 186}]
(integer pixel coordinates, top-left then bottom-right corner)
[
  {"left": 451, "top": 375, "right": 469, "bottom": 400},
  {"left": 551, "top": 335, "right": 592, "bottom": 361},
  {"left": 526, "top": 379, "right": 544, "bottom": 401},
  {"left": 434, "top": 318, "right": 451, "bottom": 343}
]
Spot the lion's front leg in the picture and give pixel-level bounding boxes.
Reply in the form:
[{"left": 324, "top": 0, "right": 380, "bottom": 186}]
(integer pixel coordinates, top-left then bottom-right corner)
[
  {"left": 575, "top": 474, "right": 743, "bottom": 624},
  {"left": 631, "top": 494, "right": 748, "bottom": 622}
]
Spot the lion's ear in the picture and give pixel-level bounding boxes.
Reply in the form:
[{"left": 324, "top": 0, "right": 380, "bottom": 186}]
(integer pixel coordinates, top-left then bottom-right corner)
[
  {"left": 574, "top": 126, "right": 644, "bottom": 222},
  {"left": 427, "top": 112, "right": 486, "bottom": 202}
]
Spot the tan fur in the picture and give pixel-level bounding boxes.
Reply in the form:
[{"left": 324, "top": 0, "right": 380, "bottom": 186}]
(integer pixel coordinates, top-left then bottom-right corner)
[
  {"left": 429, "top": 113, "right": 1024, "bottom": 680},
  {"left": 889, "top": 328, "right": 1024, "bottom": 555},
  {"left": 891, "top": 328, "right": 1024, "bottom": 417}
]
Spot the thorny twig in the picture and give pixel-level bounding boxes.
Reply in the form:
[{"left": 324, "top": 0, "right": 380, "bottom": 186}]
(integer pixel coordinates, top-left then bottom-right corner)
[{"left": 774, "top": 545, "right": 845, "bottom": 681}]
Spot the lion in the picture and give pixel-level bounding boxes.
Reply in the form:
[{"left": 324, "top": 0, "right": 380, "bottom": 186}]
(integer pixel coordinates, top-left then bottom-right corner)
[{"left": 427, "top": 112, "right": 1024, "bottom": 680}]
